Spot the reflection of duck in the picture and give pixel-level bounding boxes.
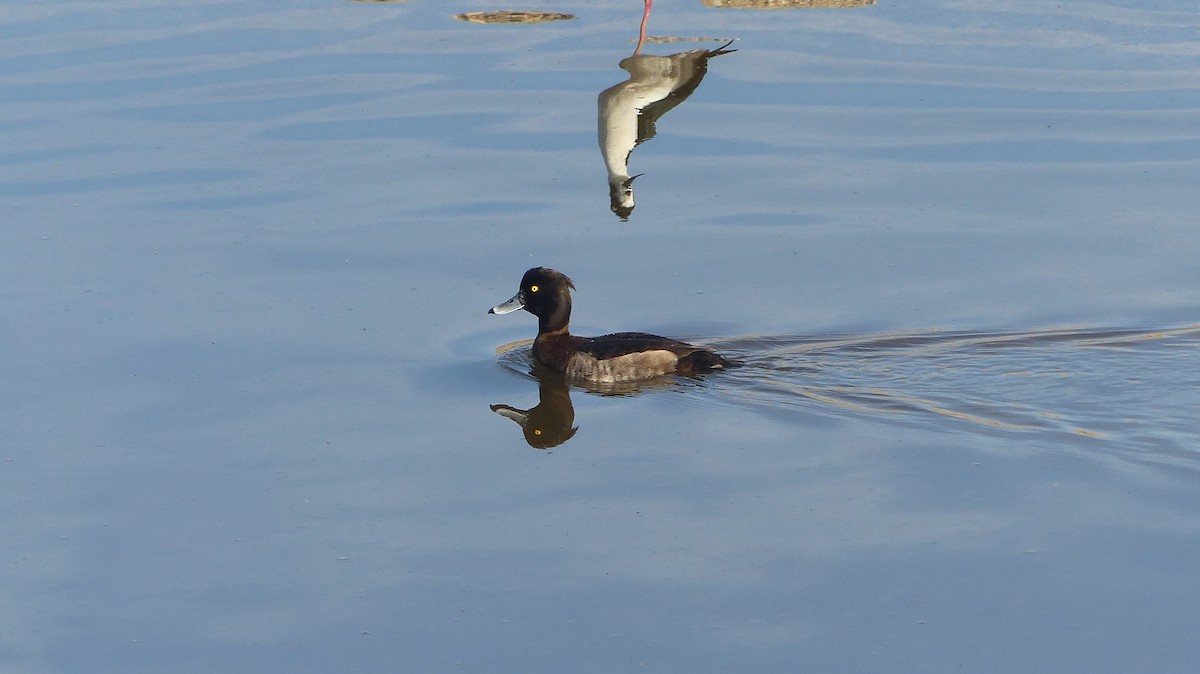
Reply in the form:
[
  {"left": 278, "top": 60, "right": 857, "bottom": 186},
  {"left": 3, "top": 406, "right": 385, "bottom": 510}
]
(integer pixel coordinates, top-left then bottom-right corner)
[
  {"left": 490, "top": 350, "right": 686, "bottom": 449},
  {"left": 489, "top": 267, "right": 730, "bottom": 382},
  {"left": 598, "top": 39, "right": 736, "bottom": 219},
  {"left": 490, "top": 362, "right": 578, "bottom": 449}
]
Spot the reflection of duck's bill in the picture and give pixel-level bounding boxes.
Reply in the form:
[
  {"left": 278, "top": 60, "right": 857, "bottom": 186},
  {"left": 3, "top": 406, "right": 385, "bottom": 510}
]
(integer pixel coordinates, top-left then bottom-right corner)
[
  {"left": 489, "top": 293, "right": 524, "bottom": 315},
  {"left": 489, "top": 403, "right": 529, "bottom": 424}
]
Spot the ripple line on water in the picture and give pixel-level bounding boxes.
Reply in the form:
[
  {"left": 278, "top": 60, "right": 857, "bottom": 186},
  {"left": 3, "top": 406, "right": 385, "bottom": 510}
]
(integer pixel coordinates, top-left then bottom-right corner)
[{"left": 495, "top": 324, "right": 1200, "bottom": 465}]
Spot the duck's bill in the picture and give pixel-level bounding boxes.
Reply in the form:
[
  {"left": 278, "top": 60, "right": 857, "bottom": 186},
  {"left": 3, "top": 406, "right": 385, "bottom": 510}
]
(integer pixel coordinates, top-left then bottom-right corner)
[
  {"left": 489, "top": 403, "right": 529, "bottom": 424},
  {"left": 489, "top": 293, "right": 524, "bottom": 315}
]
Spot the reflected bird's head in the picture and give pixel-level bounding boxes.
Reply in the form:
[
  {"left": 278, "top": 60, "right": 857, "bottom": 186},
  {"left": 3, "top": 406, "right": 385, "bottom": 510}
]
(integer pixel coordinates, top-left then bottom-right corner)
[{"left": 609, "top": 173, "right": 641, "bottom": 220}]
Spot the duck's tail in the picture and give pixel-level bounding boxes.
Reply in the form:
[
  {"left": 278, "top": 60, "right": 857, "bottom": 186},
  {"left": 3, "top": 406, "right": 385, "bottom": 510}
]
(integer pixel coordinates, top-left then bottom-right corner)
[{"left": 684, "top": 349, "right": 741, "bottom": 373}]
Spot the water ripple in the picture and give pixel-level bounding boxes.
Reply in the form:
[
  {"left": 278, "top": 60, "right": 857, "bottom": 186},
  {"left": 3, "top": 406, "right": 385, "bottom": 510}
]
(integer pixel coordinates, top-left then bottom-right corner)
[
  {"left": 704, "top": 324, "right": 1200, "bottom": 462},
  {"left": 500, "top": 325, "right": 1200, "bottom": 466}
]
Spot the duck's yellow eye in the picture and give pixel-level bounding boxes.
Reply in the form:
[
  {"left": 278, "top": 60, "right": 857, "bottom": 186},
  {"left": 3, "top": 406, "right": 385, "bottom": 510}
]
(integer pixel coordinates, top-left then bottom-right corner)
[
  {"left": 533, "top": 429, "right": 542, "bottom": 436},
  {"left": 530, "top": 285, "right": 539, "bottom": 292}
]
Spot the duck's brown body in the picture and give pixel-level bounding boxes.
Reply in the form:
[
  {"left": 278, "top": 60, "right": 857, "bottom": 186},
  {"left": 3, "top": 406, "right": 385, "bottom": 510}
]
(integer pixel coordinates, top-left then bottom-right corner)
[{"left": 490, "top": 268, "right": 728, "bottom": 383}]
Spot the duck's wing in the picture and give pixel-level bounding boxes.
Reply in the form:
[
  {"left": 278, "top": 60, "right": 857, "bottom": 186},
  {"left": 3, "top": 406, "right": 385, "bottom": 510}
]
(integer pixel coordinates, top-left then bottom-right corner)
[
  {"left": 579, "top": 332, "right": 701, "bottom": 360},
  {"left": 571, "top": 332, "right": 728, "bottom": 379}
]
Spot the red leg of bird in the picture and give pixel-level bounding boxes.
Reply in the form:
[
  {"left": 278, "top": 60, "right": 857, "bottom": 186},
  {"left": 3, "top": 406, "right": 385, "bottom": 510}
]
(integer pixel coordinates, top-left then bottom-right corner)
[{"left": 633, "top": 0, "right": 652, "bottom": 56}]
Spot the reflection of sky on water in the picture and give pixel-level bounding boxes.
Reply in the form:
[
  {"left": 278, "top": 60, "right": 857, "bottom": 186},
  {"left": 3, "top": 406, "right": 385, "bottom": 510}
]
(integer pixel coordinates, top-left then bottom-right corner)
[{"left": 3, "top": 1, "right": 1200, "bottom": 672}]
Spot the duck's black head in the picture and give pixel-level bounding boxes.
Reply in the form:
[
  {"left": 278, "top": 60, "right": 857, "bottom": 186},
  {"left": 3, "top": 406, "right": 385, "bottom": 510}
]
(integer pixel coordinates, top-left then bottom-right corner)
[{"left": 489, "top": 267, "right": 575, "bottom": 333}]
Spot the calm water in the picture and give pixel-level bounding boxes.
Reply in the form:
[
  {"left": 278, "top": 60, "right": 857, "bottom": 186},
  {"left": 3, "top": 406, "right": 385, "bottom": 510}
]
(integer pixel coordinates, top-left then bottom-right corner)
[{"left": 3, "top": 1, "right": 1199, "bottom": 672}]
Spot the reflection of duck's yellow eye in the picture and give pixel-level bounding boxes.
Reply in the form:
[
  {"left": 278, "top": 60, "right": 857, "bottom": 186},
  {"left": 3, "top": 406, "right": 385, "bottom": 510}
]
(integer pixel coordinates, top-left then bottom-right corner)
[
  {"left": 534, "top": 429, "right": 542, "bottom": 436},
  {"left": 530, "top": 285, "right": 539, "bottom": 293}
]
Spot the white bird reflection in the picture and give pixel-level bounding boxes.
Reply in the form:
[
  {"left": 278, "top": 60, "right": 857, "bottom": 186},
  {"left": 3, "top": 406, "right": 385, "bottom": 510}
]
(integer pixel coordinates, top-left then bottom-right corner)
[
  {"left": 597, "top": 41, "right": 736, "bottom": 219},
  {"left": 597, "top": 3, "right": 735, "bottom": 220}
]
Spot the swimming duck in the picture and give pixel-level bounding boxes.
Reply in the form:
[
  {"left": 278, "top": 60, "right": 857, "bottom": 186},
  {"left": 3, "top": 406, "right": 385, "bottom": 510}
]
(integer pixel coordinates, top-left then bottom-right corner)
[{"left": 489, "top": 267, "right": 730, "bottom": 382}]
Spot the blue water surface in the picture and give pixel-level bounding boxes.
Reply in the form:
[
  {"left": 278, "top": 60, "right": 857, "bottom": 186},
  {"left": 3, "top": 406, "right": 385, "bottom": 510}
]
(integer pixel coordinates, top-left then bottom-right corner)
[{"left": 2, "top": 1, "right": 1199, "bottom": 672}]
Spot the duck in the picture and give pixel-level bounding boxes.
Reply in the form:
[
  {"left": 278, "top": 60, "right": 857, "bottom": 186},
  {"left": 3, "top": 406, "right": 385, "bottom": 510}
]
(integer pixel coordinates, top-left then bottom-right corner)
[{"left": 489, "top": 267, "right": 730, "bottom": 383}]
